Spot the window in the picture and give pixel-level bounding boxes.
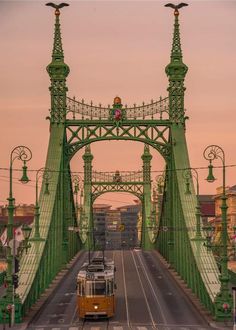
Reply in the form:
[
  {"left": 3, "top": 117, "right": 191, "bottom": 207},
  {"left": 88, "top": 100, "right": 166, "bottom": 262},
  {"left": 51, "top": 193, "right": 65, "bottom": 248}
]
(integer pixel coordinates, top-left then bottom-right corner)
[
  {"left": 77, "top": 280, "right": 85, "bottom": 296},
  {"left": 94, "top": 281, "right": 106, "bottom": 295}
]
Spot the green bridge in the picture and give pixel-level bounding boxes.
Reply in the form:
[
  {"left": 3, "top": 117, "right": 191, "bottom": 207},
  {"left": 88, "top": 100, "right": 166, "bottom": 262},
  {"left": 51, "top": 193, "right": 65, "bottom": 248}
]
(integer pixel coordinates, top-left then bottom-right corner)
[{"left": 0, "top": 3, "right": 232, "bottom": 324}]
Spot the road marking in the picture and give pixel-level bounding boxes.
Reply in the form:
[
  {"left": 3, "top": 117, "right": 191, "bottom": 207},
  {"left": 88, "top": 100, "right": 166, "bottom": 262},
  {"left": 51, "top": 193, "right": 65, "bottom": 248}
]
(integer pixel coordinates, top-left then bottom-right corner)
[
  {"left": 113, "top": 327, "right": 123, "bottom": 330},
  {"left": 137, "top": 327, "right": 147, "bottom": 330},
  {"left": 51, "top": 328, "right": 60, "bottom": 330},
  {"left": 35, "top": 328, "right": 44, "bottom": 330},
  {"left": 69, "top": 327, "right": 79, "bottom": 330},
  {"left": 58, "top": 318, "right": 64, "bottom": 323},
  {"left": 121, "top": 250, "right": 130, "bottom": 326},
  {"left": 136, "top": 252, "right": 168, "bottom": 326},
  {"left": 131, "top": 252, "right": 156, "bottom": 328},
  {"left": 91, "top": 327, "right": 100, "bottom": 330}
]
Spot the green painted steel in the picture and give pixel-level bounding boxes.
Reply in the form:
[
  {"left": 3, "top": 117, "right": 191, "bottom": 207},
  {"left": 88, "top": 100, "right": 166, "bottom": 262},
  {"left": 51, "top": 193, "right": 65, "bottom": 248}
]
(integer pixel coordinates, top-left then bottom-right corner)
[
  {"left": 82, "top": 144, "right": 155, "bottom": 250},
  {"left": 0, "top": 272, "right": 6, "bottom": 287},
  {"left": 157, "top": 8, "right": 231, "bottom": 321},
  {"left": 0, "top": 4, "right": 231, "bottom": 323},
  {"left": 91, "top": 171, "right": 144, "bottom": 202}
]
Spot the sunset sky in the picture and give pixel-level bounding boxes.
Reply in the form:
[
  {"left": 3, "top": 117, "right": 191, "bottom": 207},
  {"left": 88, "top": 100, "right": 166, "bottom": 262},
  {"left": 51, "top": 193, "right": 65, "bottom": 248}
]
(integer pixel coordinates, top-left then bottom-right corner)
[{"left": 1, "top": 1, "right": 236, "bottom": 208}]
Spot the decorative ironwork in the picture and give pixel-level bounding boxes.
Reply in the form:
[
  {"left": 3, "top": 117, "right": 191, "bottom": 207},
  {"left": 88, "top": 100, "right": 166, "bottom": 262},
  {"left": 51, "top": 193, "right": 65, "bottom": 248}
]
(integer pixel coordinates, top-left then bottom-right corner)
[
  {"left": 92, "top": 183, "right": 144, "bottom": 203},
  {"left": 66, "top": 96, "right": 169, "bottom": 120},
  {"left": 92, "top": 171, "right": 143, "bottom": 183},
  {"left": 10, "top": 146, "right": 32, "bottom": 165},
  {"left": 66, "top": 122, "right": 171, "bottom": 161},
  {"left": 203, "top": 145, "right": 224, "bottom": 163},
  {"left": 203, "top": 145, "right": 232, "bottom": 320},
  {"left": 31, "top": 167, "right": 52, "bottom": 242}
]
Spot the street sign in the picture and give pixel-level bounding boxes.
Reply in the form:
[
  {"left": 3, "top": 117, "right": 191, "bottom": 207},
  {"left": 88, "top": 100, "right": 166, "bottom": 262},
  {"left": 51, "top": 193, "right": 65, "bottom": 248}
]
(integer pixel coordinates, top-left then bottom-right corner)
[{"left": 68, "top": 226, "right": 80, "bottom": 232}]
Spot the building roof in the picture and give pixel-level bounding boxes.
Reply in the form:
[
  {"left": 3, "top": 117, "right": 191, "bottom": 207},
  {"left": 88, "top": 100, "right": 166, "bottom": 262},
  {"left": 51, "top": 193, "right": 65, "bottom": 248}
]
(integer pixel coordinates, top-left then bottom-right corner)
[
  {"left": 0, "top": 215, "right": 34, "bottom": 226},
  {"left": 198, "top": 195, "right": 215, "bottom": 217},
  {"left": 93, "top": 204, "right": 112, "bottom": 210},
  {"left": 200, "top": 204, "right": 215, "bottom": 217},
  {"left": 199, "top": 195, "right": 214, "bottom": 202}
]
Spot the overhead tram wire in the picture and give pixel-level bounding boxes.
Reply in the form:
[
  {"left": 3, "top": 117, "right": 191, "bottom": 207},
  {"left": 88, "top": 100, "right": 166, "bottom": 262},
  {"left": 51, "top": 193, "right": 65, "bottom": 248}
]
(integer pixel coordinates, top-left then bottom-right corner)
[{"left": 1, "top": 164, "right": 236, "bottom": 174}]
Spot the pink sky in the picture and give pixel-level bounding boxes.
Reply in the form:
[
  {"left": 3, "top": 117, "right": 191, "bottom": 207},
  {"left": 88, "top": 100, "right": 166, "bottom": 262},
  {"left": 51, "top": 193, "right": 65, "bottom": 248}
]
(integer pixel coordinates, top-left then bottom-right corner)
[{"left": 0, "top": 1, "right": 236, "bottom": 208}]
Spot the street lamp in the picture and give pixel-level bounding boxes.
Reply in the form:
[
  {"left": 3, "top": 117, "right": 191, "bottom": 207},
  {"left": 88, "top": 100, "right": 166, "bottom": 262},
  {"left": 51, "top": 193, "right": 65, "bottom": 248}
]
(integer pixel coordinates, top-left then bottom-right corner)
[
  {"left": 156, "top": 173, "right": 165, "bottom": 195},
  {"left": 203, "top": 144, "right": 232, "bottom": 320},
  {"left": 5, "top": 146, "right": 32, "bottom": 324},
  {"left": 72, "top": 175, "right": 81, "bottom": 217},
  {"left": 202, "top": 224, "right": 214, "bottom": 251},
  {"left": 156, "top": 173, "right": 165, "bottom": 223},
  {"left": 233, "top": 226, "right": 236, "bottom": 260},
  {"left": 182, "top": 168, "right": 203, "bottom": 240},
  {"left": 31, "top": 167, "right": 52, "bottom": 241}
]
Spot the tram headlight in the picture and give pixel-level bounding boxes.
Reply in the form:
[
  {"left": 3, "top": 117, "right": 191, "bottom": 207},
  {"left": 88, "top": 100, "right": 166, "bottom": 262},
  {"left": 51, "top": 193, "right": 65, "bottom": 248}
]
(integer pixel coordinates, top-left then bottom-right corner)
[{"left": 94, "top": 304, "right": 99, "bottom": 310}]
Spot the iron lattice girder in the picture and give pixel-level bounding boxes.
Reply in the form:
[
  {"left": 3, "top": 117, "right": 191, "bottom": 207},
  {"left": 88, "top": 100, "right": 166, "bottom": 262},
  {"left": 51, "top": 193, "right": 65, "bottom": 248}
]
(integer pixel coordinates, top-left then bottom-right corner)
[
  {"left": 66, "top": 119, "right": 171, "bottom": 160},
  {"left": 92, "top": 182, "right": 144, "bottom": 202}
]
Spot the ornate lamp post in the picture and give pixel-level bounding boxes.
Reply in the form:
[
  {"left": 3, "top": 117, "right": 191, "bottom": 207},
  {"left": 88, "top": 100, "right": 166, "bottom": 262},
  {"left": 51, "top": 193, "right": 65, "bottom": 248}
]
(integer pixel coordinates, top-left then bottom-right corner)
[
  {"left": 72, "top": 175, "right": 81, "bottom": 217},
  {"left": 5, "top": 146, "right": 32, "bottom": 323},
  {"left": 156, "top": 173, "right": 165, "bottom": 220},
  {"left": 233, "top": 226, "right": 236, "bottom": 260},
  {"left": 202, "top": 224, "right": 214, "bottom": 251},
  {"left": 156, "top": 174, "right": 165, "bottom": 195},
  {"left": 183, "top": 168, "right": 203, "bottom": 240},
  {"left": 31, "top": 168, "right": 51, "bottom": 241},
  {"left": 203, "top": 144, "right": 232, "bottom": 320}
]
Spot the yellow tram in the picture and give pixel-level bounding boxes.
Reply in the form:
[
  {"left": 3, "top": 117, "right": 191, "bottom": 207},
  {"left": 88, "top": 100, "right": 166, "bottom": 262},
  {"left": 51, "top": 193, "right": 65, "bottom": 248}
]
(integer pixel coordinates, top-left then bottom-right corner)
[{"left": 76, "top": 257, "right": 116, "bottom": 319}]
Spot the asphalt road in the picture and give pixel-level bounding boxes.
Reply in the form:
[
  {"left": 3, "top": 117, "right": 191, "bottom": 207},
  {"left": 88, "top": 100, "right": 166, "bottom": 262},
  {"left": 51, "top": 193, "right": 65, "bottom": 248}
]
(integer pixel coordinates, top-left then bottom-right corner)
[{"left": 25, "top": 250, "right": 217, "bottom": 330}]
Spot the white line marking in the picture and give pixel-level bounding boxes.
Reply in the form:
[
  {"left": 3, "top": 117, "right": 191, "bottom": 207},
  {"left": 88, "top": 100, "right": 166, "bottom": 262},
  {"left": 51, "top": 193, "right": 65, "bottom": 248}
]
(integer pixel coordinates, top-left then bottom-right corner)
[
  {"left": 136, "top": 252, "right": 169, "bottom": 327},
  {"left": 122, "top": 250, "right": 130, "bottom": 327},
  {"left": 131, "top": 252, "right": 156, "bottom": 328},
  {"left": 71, "top": 301, "right": 79, "bottom": 324},
  {"left": 113, "top": 327, "right": 123, "bottom": 330}
]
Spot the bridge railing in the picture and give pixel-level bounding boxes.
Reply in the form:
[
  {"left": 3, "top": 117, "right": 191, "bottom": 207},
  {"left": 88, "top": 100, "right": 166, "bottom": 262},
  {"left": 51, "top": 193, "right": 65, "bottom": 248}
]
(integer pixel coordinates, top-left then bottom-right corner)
[
  {"left": 92, "top": 170, "right": 143, "bottom": 183},
  {"left": 66, "top": 96, "right": 169, "bottom": 121}
]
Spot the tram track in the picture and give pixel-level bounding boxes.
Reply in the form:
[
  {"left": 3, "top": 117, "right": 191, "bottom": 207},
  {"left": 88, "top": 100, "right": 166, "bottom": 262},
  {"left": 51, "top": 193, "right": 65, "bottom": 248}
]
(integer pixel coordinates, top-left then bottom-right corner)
[
  {"left": 79, "top": 317, "right": 109, "bottom": 329},
  {"left": 132, "top": 250, "right": 170, "bottom": 330},
  {"left": 131, "top": 251, "right": 157, "bottom": 329}
]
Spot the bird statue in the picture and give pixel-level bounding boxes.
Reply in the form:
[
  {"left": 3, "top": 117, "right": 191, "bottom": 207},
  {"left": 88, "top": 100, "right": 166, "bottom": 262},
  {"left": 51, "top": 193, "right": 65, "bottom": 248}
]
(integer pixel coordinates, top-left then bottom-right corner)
[
  {"left": 165, "top": 3, "right": 188, "bottom": 15},
  {"left": 46, "top": 2, "right": 69, "bottom": 15}
]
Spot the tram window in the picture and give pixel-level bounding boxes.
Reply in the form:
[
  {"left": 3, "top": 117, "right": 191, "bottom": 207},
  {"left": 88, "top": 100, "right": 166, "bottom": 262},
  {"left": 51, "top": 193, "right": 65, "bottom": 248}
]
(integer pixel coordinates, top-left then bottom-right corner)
[
  {"left": 80, "top": 282, "right": 85, "bottom": 296},
  {"left": 77, "top": 280, "right": 85, "bottom": 296},
  {"left": 85, "top": 281, "right": 93, "bottom": 296},
  {"left": 94, "top": 281, "right": 106, "bottom": 295},
  {"left": 107, "top": 280, "right": 113, "bottom": 295}
]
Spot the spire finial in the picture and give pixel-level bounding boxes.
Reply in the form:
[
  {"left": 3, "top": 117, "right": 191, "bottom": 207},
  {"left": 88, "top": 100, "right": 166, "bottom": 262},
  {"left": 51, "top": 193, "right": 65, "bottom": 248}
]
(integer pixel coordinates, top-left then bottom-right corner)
[
  {"left": 85, "top": 145, "right": 91, "bottom": 154},
  {"left": 142, "top": 144, "right": 152, "bottom": 161},
  {"left": 46, "top": 3, "right": 69, "bottom": 63},
  {"left": 165, "top": 2, "right": 188, "bottom": 124},
  {"left": 83, "top": 145, "right": 93, "bottom": 161},
  {"left": 144, "top": 144, "right": 150, "bottom": 154},
  {"left": 165, "top": 3, "right": 188, "bottom": 63},
  {"left": 46, "top": 2, "right": 70, "bottom": 123}
]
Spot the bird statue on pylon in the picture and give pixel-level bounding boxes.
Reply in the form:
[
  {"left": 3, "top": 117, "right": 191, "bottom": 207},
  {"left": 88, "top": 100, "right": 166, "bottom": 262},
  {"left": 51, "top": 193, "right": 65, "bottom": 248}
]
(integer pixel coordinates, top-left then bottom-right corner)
[{"left": 165, "top": 3, "right": 188, "bottom": 15}]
